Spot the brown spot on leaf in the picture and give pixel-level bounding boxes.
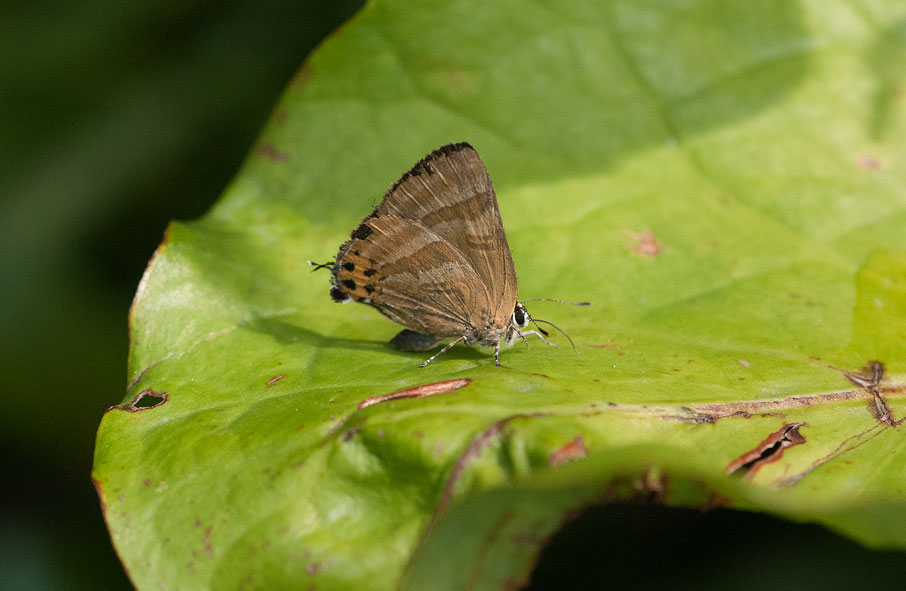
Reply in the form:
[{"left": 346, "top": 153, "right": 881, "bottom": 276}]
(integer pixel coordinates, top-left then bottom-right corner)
[
  {"left": 92, "top": 477, "right": 107, "bottom": 516},
  {"left": 698, "top": 491, "right": 733, "bottom": 511},
  {"left": 857, "top": 154, "right": 883, "bottom": 170},
  {"left": 670, "top": 378, "right": 906, "bottom": 421},
  {"left": 665, "top": 407, "right": 718, "bottom": 423},
  {"left": 111, "top": 389, "right": 168, "bottom": 412},
  {"left": 548, "top": 436, "right": 588, "bottom": 467},
  {"left": 623, "top": 229, "right": 664, "bottom": 257},
  {"left": 266, "top": 374, "right": 285, "bottom": 386},
  {"left": 842, "top": 360, "right": 901, "bottom": 425},
  {"left": 583, "top": 343, "right": 621, "bottom": 349},
  {"left": 357, "top": 378, "right": 471, "bottom": 409},
  {"left": 203, "top": 525, "right": 213, "bottom": 557},
  {"left": 258, "top": 143, "right": 290, "bottom": 163},
  {"left": 635, "top": 467, "right": 668, "bottom": 503},
  {"left": 725, "top": 423, "right": 806, "bottom": 478},
  {"left": 843, "top": 360, "right": 884, "bottom": 389},
  {"left": 292, "top": 62, "right": 314, "bottom": 88}
]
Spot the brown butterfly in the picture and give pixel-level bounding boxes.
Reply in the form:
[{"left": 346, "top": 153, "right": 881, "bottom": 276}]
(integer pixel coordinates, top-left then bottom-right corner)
[{"left": 312, "top": 142, "right": 587, "bottom": 367}]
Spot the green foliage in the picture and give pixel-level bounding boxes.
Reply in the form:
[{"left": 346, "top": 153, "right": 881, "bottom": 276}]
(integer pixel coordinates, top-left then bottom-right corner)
[{"left": 94, "top": 1, "right": 906, "bottom": 589}]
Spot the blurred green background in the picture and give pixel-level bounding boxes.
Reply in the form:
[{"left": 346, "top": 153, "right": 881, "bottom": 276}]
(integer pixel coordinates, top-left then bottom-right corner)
[
  {"left": 0, "top": 2, "right": 362, "bottom": 588},
  {"left": 2, "top": 2, "right": 905, "bottom": 589}
]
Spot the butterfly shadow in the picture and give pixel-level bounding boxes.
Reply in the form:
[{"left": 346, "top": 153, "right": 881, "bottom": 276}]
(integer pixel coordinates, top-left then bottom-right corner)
[
  {"left": 242, "top": 314, "right": 493, "bottom": 365},
  {"left": 240, "top": 314, "right": 386, "bottom": 352}
]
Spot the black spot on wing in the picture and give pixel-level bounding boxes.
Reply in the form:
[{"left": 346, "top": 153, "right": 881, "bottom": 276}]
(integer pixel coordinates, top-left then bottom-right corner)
[
  {"left": 351, "top": 223, "right": 373, "bottom": 240},
  {"left": 330, "top": 286, "right": 349, "bottom": 302},
  {"left": 364, "top": 269, "right": 377, "bottom": 277},
  {"left": 342, "top": 262, "right": 355, "bottom": 271},
  {"left": 342, "top": 279, "right": 356, "bottom": 290}
]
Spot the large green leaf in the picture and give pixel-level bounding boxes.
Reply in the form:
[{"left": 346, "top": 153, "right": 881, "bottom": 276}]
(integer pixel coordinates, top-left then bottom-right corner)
[{"left": 94, "top": 1, "right": 906, "bottom": 588}]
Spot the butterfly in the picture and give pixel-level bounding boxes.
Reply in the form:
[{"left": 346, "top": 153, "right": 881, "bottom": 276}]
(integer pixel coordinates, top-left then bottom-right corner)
[{"left": 312, "top": 142, "right": 587, "bottom": 367}]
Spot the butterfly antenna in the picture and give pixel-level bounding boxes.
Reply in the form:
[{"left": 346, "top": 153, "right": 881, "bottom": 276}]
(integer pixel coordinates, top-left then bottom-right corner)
[
  {"left": 522, "top": 298, "right": 592, "bottom": 306},
  {"left": 307, "top": 260, "right": 335, "bottom": 273},
  {"left": 532, "top": 318, "right": 578, "bottom": 354}
]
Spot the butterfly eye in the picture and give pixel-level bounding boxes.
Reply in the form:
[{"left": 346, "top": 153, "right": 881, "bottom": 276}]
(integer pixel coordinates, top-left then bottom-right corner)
[{"left": 512, "top": 304, "right": 528, "bottom": 328}]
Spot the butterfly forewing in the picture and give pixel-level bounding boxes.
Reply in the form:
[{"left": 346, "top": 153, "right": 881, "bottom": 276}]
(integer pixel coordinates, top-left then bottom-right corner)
[
  {"left": 374, "top": 143, "right": 517, "bottom": 326},
  {"left": 334, "top": 215, "right": 492, "bottom": 339}
]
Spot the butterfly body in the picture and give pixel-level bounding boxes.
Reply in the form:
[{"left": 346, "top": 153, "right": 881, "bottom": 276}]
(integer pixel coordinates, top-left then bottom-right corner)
[{"left": 326, "top": 142, "right": 539, "bottom": 366}]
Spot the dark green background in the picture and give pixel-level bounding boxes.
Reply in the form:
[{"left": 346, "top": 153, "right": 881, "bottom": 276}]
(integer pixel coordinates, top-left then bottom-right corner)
[
  {"left": 2, "top": 2, "right": 903, "bottom": 589},
  {"left": 0, "top": 2, "right": 361, "bottom": 588}
]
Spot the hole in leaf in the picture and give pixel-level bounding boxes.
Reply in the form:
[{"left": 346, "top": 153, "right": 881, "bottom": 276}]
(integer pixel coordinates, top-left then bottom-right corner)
[{"left": 116, "top": 389, "right": 168, "bottom": 412}]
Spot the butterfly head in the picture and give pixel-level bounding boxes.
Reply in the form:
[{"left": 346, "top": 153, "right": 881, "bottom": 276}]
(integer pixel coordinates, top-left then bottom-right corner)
[
  {"left": 511, "top": 302, "right": 530, "bottom": 330},
  {"left": 502, "top": 302, "right": 531, "bottom": 345},
  {"left": 504, "top": 299, "right": 590, "bottom": 354}
]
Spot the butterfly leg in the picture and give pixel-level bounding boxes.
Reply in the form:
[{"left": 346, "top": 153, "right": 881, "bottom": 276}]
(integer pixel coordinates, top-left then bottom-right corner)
[
  {"left": 420, "top": 336, "right": 467, "bottom": 368},
  {"left": 520, "top": 330, "right": 557, "bottom": 348}
]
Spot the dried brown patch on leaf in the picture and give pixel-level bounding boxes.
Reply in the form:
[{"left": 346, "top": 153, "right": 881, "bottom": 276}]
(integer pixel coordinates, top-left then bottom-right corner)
[
  {"left": 291, "top": 61, "right": 314, "bottom": 88},
  {"left": 843, "top": 360, "right": 884, "bottom": 389},
  {"left": 676, "top": 380, "right": 906, "bottom": 421},
  {"left": 857, "top": 154, "right": 884, "bottom": 170},
  {"left": 548, "top": 436, "right": 588, "bottom": 467},
  {"left": 842, "top": 360, "right": 900, "bottom": 425},
  {"left": 265, "top": 374, "right": 286, "bottom": 386},
  {"left": 257, "top": 143, "right": 290, "bottom": 163},
  {"left": 594, "top": 467, "right": 670, "bottom": 506},
  {"left": 697, "top": 491, "right": 734, "bottom": 511},
  {"left": 357, "top": 378, "right": 472, "bottom": 409},
  {"left": 632, "top": 467, "right": 668, "bottom": 503},
  {"left": 725, "top": 422, "right": 806, "bottom": 478},
  {"left": 622, "top": 229, "right": 664, "bottom": 257},
  {"left": 671, "top": 407, "right": 718, "bottom": 423},
  {"left": 92, "top": 477, "right": 107, "bottom": 515}
]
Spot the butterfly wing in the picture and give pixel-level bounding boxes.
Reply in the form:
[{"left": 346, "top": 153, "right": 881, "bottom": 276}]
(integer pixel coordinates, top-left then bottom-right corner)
[
  {"left": 333, "top": 215, "right": 493, "bottom": 340},
  {"left": 372, "top": 143, "right": 518, "bottom": 327}
]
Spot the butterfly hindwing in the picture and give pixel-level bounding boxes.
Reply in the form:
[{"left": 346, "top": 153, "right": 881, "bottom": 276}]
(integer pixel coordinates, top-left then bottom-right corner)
[{"left": 334, "top": 215, "right": 494, "bottom": 339}]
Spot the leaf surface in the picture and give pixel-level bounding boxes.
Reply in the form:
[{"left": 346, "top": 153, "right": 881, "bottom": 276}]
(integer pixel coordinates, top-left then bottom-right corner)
[{"left": 94, "top": 1, "right": 906, "bottom": 589}]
